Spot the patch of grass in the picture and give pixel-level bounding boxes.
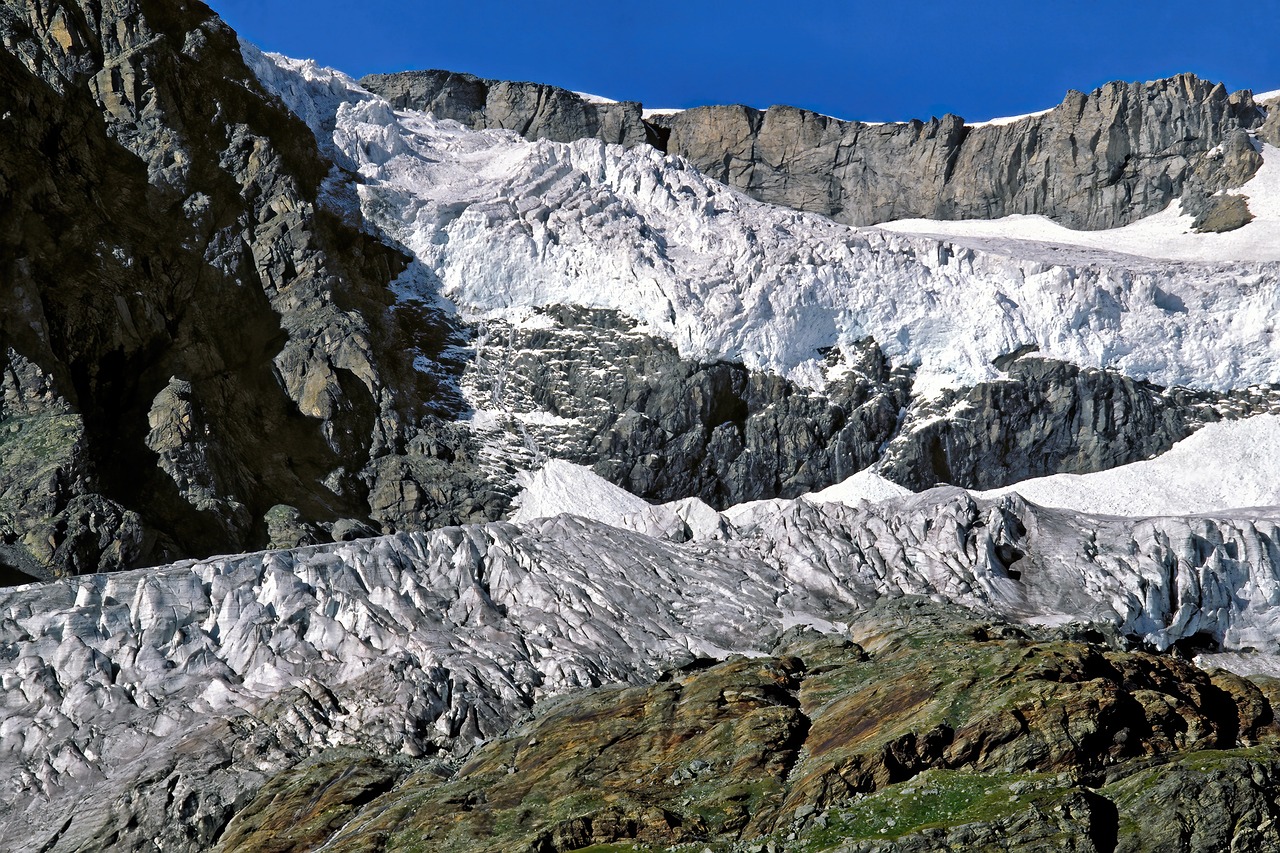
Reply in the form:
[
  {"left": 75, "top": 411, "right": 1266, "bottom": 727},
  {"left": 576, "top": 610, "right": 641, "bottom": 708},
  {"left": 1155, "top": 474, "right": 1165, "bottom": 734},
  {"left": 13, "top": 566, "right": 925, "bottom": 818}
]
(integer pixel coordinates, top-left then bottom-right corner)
[{"left": 787, "top": 769, "right": 1066, "bottom": 849}]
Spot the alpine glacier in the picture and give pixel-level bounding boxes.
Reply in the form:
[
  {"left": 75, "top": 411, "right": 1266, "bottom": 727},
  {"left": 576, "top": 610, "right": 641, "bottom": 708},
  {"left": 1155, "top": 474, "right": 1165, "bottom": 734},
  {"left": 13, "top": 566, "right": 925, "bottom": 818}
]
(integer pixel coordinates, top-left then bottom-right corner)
[{"left": 243, "top": 45, "right": 1280, "bottom": 395}]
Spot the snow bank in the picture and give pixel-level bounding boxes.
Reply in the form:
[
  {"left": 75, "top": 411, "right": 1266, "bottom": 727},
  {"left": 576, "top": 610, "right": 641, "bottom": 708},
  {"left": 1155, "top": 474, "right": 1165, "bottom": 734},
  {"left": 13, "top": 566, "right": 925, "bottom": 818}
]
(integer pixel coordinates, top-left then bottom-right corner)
[
  {"left": 510, "top": 459, "right": 651, "bottom": 525},
  {"left": 510, "top": 459, "right": 703, "bottom": 539},
  {"left": 573, "top": 91, "right": 618, "bottom": 105},
  {"left": 968, "top": 107, "right": 1054, "bottom": 128},
  {"left": 807, "top": 469, "right": 912, "bottom": 505},
  {"left": 978, "top": 415, "right": 1280, "bottom": 516}
]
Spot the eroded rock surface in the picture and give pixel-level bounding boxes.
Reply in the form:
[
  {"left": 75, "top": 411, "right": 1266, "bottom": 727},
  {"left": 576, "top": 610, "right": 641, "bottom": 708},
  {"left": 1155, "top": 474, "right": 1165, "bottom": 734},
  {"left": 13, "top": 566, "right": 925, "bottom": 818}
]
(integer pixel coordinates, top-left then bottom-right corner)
[{"left": 462, "top": 308, "right": 911, "bottom": 507}]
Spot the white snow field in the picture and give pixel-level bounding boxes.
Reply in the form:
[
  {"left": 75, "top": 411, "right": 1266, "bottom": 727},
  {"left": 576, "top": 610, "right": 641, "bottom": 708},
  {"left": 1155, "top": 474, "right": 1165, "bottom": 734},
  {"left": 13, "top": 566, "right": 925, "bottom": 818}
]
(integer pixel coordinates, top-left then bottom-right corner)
[
  {"left": 977, "top": 415, "right": 1280, "bottom": 517},
  {"left": 243, "top": 45, "right": 1280, "bottom": 396}
]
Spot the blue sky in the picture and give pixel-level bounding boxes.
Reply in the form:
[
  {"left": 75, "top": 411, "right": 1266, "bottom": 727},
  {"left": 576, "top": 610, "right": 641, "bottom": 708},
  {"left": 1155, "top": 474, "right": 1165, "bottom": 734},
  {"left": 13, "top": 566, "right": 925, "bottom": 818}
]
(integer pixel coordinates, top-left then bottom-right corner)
[{"left": 213, "top": 1, "right": 1280, "bottom": 123}]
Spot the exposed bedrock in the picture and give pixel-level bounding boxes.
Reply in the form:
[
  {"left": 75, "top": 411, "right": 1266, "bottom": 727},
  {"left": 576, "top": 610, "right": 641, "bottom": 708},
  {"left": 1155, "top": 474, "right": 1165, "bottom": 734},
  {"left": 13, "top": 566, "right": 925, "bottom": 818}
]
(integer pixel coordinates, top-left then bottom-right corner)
[
  {"left": 364, "top": 70, "right": 1270, "bottom": 230},
  {"left": 460, "top": 310, "right": 1280, "bottom": 504},
  {"left": 0, "top": 0, "right": 504, "bottom": 578},
  {"left": 463, "top": 308, "right": 912, "bottom": 508},
  {"left": 878, "top": 356, "right": 1280, "bottom": 491},
  {"left": 360, "top": 68, "right": 657, "bottom": 148}
]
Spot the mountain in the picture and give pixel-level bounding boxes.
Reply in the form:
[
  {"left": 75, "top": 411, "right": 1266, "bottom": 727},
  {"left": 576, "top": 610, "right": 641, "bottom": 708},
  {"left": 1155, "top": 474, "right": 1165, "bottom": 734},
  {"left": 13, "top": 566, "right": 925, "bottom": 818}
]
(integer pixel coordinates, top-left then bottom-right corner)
[
  {"left": 361, "top": 68, "right": 1277, "bottom": 230},
  {"left": 5, "top": 0, "right": 1280, "bottom": 850}
]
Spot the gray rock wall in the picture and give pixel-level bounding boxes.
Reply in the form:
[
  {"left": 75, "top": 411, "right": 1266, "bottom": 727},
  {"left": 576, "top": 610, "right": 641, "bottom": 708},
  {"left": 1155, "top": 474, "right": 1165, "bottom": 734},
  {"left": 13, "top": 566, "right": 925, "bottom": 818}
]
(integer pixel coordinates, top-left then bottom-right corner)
[
  {"left": 0, "top": 0, "right": 496, "bottom": 577},
  {"left": 361, "top": 69, "right": 656, "bottom": 148},
  {"left": 655, "top": 75, "right": 1265, "bottom": 230},
  {"left": 365, "top": 69, "right": 1270, "bottom": 230}
]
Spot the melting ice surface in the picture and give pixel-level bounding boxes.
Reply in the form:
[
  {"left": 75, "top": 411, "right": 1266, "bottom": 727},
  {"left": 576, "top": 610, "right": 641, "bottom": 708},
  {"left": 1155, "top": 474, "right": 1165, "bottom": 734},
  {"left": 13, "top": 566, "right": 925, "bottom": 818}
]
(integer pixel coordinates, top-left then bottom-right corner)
[{"left": 243, "top": 44, "right": 1280, "bottom": 395}]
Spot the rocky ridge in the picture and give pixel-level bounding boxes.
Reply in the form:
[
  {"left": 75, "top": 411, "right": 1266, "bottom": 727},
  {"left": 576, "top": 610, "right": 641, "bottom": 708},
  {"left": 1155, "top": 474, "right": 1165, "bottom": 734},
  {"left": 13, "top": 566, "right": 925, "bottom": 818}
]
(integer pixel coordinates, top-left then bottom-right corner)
[{"left": 363, "top": 69, "right": 1272, "bottom": 230}]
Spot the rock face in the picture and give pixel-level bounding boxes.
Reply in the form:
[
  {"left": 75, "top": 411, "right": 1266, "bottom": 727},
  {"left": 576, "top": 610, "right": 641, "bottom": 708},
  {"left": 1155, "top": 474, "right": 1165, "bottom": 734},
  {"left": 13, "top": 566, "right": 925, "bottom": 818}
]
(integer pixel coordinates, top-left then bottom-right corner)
[
  {"left": 464, "top": 312, "right": 1280, "bottom": 504},
  {"left": 0, "top": 0, "right": 515, "bottom": 579},
  {"left": 1261, "top": 93, "right": 1280, "bottom": 146},
  {"left": 365, "top": 68, "right": 1270, "bottom": 230},
  {"left": 464, "top": 308, "right": 912, "bottom": 507},
  {"left": 1193, "top": 193, "right": 1254, "bottom": 232},
  {"left": 877, "top": 357, "right": 1280, "bottom": 491},
  {"left": 360, "top": 68, "right": 656, "bottom": 147}
]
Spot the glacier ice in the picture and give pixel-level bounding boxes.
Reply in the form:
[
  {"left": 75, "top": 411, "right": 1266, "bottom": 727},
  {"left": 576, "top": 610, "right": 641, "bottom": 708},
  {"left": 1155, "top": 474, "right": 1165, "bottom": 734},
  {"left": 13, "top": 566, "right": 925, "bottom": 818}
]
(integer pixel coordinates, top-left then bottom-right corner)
[
  {"left": 8, "top": 486, "right": 1280, "bottom": 847},
  {"left": 243, "top": 44, "right": 1280, "bottom": 395}
]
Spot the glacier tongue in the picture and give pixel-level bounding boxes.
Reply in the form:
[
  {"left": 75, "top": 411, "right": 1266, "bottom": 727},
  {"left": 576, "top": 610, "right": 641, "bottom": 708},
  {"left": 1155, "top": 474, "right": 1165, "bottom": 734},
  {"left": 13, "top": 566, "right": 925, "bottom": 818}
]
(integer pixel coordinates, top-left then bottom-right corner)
[
  {"left": 9, "top": 487, "right": 1280, "bottom": 847},
  {"left": 243, "top": 45, "right": 1280, "bottom": 394}
]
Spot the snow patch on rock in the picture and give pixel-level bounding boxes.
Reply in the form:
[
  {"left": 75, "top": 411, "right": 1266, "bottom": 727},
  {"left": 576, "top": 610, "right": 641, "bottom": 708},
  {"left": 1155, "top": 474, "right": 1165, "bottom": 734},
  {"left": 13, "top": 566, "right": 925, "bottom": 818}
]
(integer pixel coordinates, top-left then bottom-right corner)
[
  {"left": 978, "top": 415, "right": 1280, "bottom": 516},
  {"left": 807, "top": 469, "right": 913, "bottom": 506},
  {"left": 880, "top": 143, "right": 1280, "bottom": 264}
]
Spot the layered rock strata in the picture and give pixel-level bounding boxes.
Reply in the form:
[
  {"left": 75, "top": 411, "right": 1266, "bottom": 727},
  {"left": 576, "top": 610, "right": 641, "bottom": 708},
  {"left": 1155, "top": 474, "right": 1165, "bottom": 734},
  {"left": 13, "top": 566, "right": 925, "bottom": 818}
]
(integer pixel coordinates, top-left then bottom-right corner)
[{"left": 363, "top": 69, "right": 1271, "bottom": 229}]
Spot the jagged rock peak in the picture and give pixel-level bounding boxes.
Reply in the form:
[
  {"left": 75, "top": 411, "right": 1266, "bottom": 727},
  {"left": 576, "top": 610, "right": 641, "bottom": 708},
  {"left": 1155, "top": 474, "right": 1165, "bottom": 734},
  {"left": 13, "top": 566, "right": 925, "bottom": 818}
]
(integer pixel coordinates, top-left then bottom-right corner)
[{"left": 359, "top": 67, "right": 661, "bottom": 148}]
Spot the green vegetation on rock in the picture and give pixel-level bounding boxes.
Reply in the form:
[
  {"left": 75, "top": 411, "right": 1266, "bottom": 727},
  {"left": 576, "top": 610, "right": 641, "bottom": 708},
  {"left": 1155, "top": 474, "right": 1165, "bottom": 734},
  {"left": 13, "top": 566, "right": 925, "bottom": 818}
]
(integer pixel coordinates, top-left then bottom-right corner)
[{"left": 215, "top": 601, "right": 1280, "bottom": 853}]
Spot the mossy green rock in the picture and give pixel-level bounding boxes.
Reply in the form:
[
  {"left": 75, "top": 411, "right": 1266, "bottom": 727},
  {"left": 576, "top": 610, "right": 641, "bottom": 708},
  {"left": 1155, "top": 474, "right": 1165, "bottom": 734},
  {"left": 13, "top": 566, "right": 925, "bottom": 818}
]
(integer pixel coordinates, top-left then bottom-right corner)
[{"left": 216, "top": 601, "right": 1280, "bottom": 853}]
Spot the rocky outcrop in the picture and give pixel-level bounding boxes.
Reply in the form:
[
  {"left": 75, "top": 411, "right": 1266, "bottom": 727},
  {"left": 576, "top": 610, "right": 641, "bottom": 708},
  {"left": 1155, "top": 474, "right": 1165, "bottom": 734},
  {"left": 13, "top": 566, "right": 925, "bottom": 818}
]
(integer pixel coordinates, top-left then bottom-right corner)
[
  {"left": 360, "top": 68, "right": 656, "bottom": 147},
  {"left": 464, "top": 308, "right": 911, "bottom": 508},
  {"left": 0, "top": 0, "right": 510, "bottom": 578},
  {"left": 213, "top": 600, "right": 1280, "bottom": 852},
  {"left": 649, "top": 76, "right": 1268, "bottom": 229},
  {"left": 367, "top": 67, "right": 1271, "bottom": 230},
  {"left": 1259, "top": 93, "right": 1280, "bottom": 147},
  {"left": 878, "top": 357, "right": 1280, "bottom": 491},
  {"left": 1192, "top": 193, "right": 1254, "bottom": 232},
  {"left": 655, "top": 76, "right": 1267, "bottom": 229},
  {"left": 464, "top": 311, "right": 1280, "bottom": 502}
]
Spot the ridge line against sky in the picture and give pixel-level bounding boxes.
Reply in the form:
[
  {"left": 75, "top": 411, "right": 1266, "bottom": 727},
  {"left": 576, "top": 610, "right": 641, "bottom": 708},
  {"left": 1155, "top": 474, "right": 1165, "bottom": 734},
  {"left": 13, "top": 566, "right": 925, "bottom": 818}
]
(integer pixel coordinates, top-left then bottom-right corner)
[{"left": 213, "top": 1, "right": 1280, "bottom": 124}]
